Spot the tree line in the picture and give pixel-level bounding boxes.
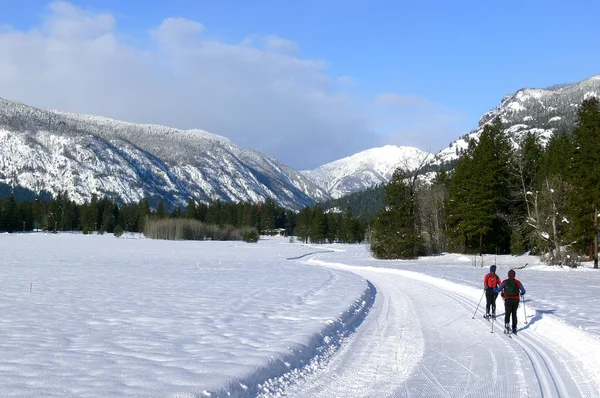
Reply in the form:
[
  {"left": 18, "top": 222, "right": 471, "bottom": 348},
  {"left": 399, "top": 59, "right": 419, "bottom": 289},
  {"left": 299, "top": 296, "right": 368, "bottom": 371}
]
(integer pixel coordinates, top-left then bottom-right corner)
[
  {"left": 294, "top": 206, "right": 367, "bottom": 244},
  {"left": 0, "top": 192, "right": 367, "bottom": 244},
  {"left": 369, "top": 98, "right": 600, "bottom": 268}
]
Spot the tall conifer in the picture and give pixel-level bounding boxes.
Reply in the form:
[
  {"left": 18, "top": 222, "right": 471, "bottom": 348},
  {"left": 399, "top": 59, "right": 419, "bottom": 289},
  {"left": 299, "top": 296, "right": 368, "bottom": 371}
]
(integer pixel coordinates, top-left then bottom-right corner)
[
  {"left": 568, "top": 98, "right": 600, "bottom": 267},
  {"left": 446, "top": 118, "right": 513, "bottom": 254},
  {"left": 371, "top": 169, "right": 421, "bottom": 259}
]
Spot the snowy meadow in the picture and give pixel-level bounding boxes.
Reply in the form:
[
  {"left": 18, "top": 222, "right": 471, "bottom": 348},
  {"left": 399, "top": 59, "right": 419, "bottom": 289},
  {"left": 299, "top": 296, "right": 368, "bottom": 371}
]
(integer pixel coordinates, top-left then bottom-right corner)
[{"left": 0, "top": 233, "right": 368, "bottom": 397}]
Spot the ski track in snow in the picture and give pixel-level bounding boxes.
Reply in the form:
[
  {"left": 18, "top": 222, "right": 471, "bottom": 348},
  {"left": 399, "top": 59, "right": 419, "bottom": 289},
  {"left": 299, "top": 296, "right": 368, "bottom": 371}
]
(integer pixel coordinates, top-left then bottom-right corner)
[{"left": 270, "top": 252, "right": 598, "bottom": 398}]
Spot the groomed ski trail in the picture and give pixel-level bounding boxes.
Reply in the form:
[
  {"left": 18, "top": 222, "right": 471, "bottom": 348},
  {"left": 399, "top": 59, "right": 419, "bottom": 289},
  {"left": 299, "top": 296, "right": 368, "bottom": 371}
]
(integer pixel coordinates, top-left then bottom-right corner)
[{"left": 275, "top": 253, "right": 598, "bottom": 398}]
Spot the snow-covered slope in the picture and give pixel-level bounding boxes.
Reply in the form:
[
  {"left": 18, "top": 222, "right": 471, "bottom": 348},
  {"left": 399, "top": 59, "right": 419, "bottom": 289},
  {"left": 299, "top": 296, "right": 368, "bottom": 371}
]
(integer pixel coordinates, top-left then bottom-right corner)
[
  {"left": 432, "top": 74, "right": 600, "bottom": 167},
  {"left": 0, "top": 98, "right": 330, "bottom": 209},
  {"left": 302, "top": 145, "right": 433, "bottom": 199}
]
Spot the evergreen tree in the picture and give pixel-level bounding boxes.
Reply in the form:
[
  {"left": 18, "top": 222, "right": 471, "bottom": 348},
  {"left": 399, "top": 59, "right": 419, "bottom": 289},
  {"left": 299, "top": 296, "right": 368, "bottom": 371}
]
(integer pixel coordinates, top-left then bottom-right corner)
[
  {"left": 100, "top": 202, "right": 117, "bottom": 233},
  {"left": 113, "top": 224, "right": 124, "bottom": 237},
  {"left": 371, "top": 169, "right": 422, "bottom": 259},
  {"left": 259, "top": 199, "right": 276, "bottom": 234},
  {"left": 222, "top": 202, "right": 238, "bottom": 227},
  {"left": 0, "top": 195, "right": 19, "bottom": 232},
  {"left": 195, "top": 203, "right": 208, "bottom": 222},
  {"left": 326, "top": 212, "right": 340, "bottom": 243},
  {"left": 18, "top": 201, "right": 34, "bottom": 231},
  {"left": 170, "top": 206, "right": 183, "bottom": 219},
  {"left": 118, "top": 203, "right": 139, "bottom": 232},
  {"left": 511, "top": 132, "right": 544, "bottom": 253},
  {"left": 155, "top": 200, "right": 167, "bottom": 219},
  {"left": 284, "top": 210, "right": 297, "bottom": 237},
  {"left": 445, "top": 139, "right": 478, "bottom": 253},
  {"left": 540, "top": 130, "right": 573, "bottom": 182},
  {"left": 530, "top": 131, "right": 573, "bottom": 264},
  {"left": 89, "top": 194, "right": 100, "bottom": 232},
  {"left": 340, "top": 207, "right": 355, "bottom": 243},
  {"left": 295, "top": 206, "right": 312, "bottom": 243},
  {"left": 310, "top": 206, "right": 327, "bottom": 243},
  {"left": 185, "top": 198, "right": 197, "bottom": 219},
  {"left": 31, "top": 198, "right": 44, "bottom": 230},
  {"left": 137, "top": 199, "right": 151, "bottom": 232},
  {"left": 568, "top": 98, "right": 600, "bottom": 268},
  {"left": 446, "top": 118, "right": 513, "bottom": 254}
]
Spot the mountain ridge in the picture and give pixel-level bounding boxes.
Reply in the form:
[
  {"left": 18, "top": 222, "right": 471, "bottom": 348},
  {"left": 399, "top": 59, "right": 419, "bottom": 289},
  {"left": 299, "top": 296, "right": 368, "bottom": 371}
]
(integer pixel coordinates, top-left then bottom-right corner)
[
  {"left": 431, "top": 74, "right": 600, "bottom": 167},
  {"left": 302, "top": 145, "right": 432, "bottom": 199},
  {"left": 0, "top": 97, "right": 329, "bottom": 209}
]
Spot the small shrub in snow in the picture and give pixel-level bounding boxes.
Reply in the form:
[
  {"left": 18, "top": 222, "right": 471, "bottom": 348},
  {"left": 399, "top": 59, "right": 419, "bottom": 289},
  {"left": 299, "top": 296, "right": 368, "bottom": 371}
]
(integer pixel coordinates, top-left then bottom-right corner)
[
  {"left": 113, "top": 225, "right": 124, "bottom": 238},
  {"left": 242, "top": 229, "right": 260, "bottom": 243}
]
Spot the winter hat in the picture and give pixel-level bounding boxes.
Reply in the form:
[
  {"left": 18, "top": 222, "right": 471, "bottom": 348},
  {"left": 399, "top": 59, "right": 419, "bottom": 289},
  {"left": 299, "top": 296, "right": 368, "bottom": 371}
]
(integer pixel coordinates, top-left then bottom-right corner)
[
  {"left": 508, "top": 269, "right": 516, "bottom": 278},
  {"left": 490, "top": 265, "right": 497, "bottom": 273}
]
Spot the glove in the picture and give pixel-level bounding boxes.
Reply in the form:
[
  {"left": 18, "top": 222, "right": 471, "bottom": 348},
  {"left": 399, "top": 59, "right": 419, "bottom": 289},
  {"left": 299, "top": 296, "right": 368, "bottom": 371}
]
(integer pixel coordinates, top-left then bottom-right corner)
[{"left": 501, "top": 292, "right": 505, "bottom": 299}]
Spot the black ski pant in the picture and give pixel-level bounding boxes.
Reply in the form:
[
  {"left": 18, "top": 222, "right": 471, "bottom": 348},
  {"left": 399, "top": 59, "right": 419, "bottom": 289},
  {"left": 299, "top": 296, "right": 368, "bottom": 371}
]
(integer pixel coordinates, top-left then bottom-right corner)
[
  {"left": 504, "top": 298, "right": 520, "bottom": 329},
  {"left": 485, "top": 288, "right": 498, "bottom": 315}
]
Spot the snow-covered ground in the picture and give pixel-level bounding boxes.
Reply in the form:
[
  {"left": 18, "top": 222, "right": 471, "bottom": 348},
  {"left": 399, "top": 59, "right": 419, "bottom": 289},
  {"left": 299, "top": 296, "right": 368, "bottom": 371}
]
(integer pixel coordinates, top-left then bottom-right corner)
[
  {"left": 0, "top": 233, "right": 369, "bottom": 397},
  {"left": 1, "top": 233, "right": 599, "bottom": 397}
]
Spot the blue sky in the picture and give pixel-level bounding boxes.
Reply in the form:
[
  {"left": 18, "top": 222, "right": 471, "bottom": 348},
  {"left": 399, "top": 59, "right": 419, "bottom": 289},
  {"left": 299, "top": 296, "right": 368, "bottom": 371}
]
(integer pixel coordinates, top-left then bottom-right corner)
[{"left": 0, "top": 1, "right": 599, "bottom": 169}]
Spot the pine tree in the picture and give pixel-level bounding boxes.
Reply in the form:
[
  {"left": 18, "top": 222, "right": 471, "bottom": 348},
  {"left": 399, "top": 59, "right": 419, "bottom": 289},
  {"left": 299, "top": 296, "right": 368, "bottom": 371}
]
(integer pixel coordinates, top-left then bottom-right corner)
[
  {"left": 568, "top": 98, "right": 600, "bottom": 268},
  {"left": 137, "top": 199, "right": 151, "bottom": 232},
  {"left": 325, "top": 212, "right": 339, "bottom": 243},
  {"left": 0, "top": 195, "right": 18, "bottom": 232},
  {"left": 156, "top": 200, "right": 167, "bottom": 219},
  {"left": 445, "top": 140, "right": 477, "bottom": 253},
  {"left": 540, "top": 130, "right": 573, "bottom": 182},
  {"left": 371, "top": 169, "right": 422, "bottom": 259},
  {"left": 340, "top": 207, "right": 355, "bottom": 243},
  {"left": 310, "top": 206, "right": 327, "bottom": 244},
  {"left": 284, "top": 210, "right": 296, "bottom": 237},
  {"left": 185, "top": 198, "right": 197, "bottom": 219},
  {"left": 259, "top": 199, "right": 276, "bottom": 234},
  {"left": 511, "top": 132, "right": 544, "bottom": 253},
  {"left": 100, "top": 202, "right": 117, "bottom": 233},
  {"left": 531, "top": 131, "right": 574, "bottom": 263},
  {"left": 295, "top": 206, "right": 312, "bottom": 243},
  {"left": 446, "top": 118, "right": 513, "bottom": 254}
]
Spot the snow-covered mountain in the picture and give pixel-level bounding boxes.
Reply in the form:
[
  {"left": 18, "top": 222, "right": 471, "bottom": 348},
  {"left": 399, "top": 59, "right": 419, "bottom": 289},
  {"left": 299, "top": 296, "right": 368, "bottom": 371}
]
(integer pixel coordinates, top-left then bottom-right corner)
[
  {"left": 432, "top": 74, "right": 600, "bottom": 166},
  {"left": 302, "top": 145, "right": 433, "bottom": 199},
  {"left": 3, "top": 74, "right": 599, "bottom": 209},
  {"left": 0, "top": 97, "right": 330, "bottom": 209}
]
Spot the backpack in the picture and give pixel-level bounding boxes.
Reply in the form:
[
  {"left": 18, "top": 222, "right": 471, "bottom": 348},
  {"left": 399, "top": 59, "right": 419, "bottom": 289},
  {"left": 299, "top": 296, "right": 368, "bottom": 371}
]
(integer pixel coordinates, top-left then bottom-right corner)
[
  {"left": 487, "top": 274, "right": 499, "bottom": 288},
  {"left": 504, "top": 279, "right": 520, "bottom": 296}
]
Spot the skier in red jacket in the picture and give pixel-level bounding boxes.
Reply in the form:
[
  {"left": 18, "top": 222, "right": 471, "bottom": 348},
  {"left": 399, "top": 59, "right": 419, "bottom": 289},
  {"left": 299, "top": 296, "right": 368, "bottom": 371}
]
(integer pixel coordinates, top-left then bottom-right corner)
[
  {"left": 483, "top": 265, "right": 500, "bottom": 319},
  {"left": 494, "top": 269, "right": 526, "bottom": 334}
]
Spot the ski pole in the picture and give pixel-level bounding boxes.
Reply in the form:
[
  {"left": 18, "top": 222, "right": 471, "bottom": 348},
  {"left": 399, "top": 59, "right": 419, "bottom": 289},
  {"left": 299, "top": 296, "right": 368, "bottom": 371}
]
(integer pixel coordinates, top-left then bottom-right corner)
[
  {"left": 491, "top": 314, "right": 495, "bottom": 333},
  {"left": 472, "top": 289, "right": 485, "bottom": 319},
  {"left": 522, "top": 294, "right": 528, "bottom": 324}
]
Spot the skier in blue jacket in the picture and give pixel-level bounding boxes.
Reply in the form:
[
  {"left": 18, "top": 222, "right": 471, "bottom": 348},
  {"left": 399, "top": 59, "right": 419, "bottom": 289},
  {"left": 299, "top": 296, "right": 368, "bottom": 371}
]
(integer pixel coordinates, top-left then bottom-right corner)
[{"left": 494, "top": 269, "right": 526, "bottom": 334}]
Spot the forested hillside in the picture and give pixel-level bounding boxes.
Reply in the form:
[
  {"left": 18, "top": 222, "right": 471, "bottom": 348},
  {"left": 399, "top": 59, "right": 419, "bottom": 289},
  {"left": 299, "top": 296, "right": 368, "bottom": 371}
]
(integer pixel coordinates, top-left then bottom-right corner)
[{"left": 368, "top": 98, "right": 600, "bottom": 267}]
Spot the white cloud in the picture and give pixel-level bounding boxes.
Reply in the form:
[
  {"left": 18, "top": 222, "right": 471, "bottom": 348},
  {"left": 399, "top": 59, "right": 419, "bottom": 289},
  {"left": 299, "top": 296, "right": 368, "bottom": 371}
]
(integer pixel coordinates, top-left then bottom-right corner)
[
  {"left": 152, "top": 17, "right": 205, "bottom": 45},
  {"left": 263, "top": 35, "right": 299, "bottom": 54},
  {"left": 0, "top": 2, "right": 466, "bottom": 169},
  {"left": 43, "top": 1, "right": 116, "bottom": 39},
  {"left": 337, "top": 75, "right": 355, "bottom": 89},
  {"left": 371, "top": 93, "right": 468, "bottom": 152}
]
